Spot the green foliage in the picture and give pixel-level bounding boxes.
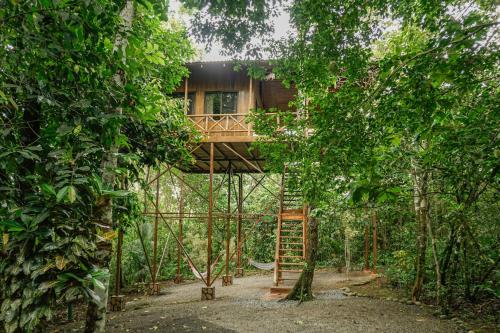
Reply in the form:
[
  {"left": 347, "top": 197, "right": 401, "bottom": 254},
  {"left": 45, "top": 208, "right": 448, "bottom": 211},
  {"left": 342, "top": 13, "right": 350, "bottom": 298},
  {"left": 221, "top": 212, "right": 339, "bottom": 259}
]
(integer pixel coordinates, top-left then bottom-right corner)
[
  {"left": 0, "top": 1, "right": 194, "bottom": 331},
  {"left": 197, "top": 0, "right": 499, "bottom": 308}
]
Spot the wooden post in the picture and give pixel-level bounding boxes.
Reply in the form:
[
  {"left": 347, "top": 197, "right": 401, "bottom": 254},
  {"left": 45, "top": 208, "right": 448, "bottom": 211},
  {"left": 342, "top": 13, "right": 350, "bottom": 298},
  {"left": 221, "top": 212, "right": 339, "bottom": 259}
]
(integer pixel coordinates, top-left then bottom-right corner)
[
  {"left": 248, "top": 77, "right": 253, "bottom": 135},
  {"left": 236, "top": 174, "right": 244, "bottom": 277},
  {"left": 302, "top": 203, "right": 308, "bottom": 259},
  {"left": 207, "top": 143, "right": 214, "bottom": 287},
  {"left": 184, "top": 78, "right": 189, "bottom": 115},
  {"left": 151, "top": 171, "right": 160, "bottom": 294},
  {"left": 175, "top": 173, "right": 184, "bottom": 283},
  {"left": 223, "top": 165, "right": 233, "bottom": 286},
  {"left": 114, "top": 230, "right": 124, "bottom": 296},
  {"left": 364, "top": 224, "right": 370, "bottom": 271},
  {"left": 371, "top": 208, "right": 378, "bottom": 274},
  {"left": 111, "top": 229, "right": 125, "bottom": 311}
]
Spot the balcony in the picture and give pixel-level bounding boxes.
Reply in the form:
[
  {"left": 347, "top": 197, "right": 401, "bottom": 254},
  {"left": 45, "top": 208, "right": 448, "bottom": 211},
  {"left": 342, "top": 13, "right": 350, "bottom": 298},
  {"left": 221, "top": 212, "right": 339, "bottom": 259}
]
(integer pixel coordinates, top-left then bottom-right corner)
[
  {"left": 187, "top": 113, "right": 291, "bottom": 143},
  {"left": 188, "top": 113, "right": 253, "bottom": 140}
]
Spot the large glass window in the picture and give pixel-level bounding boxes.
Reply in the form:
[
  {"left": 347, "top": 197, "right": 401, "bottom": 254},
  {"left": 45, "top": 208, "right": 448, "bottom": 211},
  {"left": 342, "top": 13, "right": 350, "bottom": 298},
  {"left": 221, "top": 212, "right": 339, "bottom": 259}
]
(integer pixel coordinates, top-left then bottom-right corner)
[
  {"left": 172, "top": 92, "right": 195, "bottom": 115},
  {"left": 204, "top": 92, "right": 238, "bottom": 115}
]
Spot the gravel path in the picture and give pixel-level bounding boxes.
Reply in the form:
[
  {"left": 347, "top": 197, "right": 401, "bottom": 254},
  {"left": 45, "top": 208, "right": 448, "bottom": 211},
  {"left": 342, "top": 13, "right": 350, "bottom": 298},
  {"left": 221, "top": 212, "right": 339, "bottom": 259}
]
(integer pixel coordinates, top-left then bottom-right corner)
[{"left": 52, "top": 270, "right": 458, "bottom": 333}]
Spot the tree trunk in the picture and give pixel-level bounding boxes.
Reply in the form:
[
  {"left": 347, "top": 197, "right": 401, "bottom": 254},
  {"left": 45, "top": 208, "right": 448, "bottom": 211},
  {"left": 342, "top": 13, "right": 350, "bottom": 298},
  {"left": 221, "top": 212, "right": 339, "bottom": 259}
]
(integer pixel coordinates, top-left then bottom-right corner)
[
  {"left": 84, "top": 2, "right": 134, "bottom": 332},
  {"left": 285, "top": 208, "right": 318, "bottom": 302},
  {"left": 462, "top": 231, "right": 471, "bottom": 300},
  {"left": 440, "top": 223, "right": 457, "bottom": 285},
  {"left": 445, "top": 241, "right": 460, "bottom": 309},
  {"left": 411, "top": 160, "right": 429, "bottom": 301},
  {"left": 426, "top": 207, "right": 441, "bottom": 305}
]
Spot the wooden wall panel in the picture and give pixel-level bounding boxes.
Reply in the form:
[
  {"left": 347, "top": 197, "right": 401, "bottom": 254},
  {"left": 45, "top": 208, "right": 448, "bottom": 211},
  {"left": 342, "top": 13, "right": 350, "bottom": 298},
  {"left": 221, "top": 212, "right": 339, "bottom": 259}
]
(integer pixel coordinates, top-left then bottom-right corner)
[{"left": 175, "top": 63, "right": 252, "bottom": 115}]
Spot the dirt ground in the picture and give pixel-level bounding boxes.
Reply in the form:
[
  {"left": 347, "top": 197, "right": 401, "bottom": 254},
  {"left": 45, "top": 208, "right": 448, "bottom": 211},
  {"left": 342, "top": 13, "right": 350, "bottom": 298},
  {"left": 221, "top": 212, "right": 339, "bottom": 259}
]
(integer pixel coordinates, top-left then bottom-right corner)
[{"left": 52, "top": 270, "right": 462, "bottom": 333}]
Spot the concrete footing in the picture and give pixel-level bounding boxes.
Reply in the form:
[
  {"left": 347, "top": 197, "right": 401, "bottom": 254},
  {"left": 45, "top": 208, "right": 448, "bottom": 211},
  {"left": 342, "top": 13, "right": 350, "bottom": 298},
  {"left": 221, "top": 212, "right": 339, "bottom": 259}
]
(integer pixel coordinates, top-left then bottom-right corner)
[
  {"left": 110, "top": 295, "right": 125, "bottom": 311},
  {"left": 149, "top": 283, "right": 160, "bottom": 295},
  {"left": 222, "top": 275, "right": 233, "bottom": 286},
  {"left": 201, "top": 287, "right": 215, "bottom": 300}
]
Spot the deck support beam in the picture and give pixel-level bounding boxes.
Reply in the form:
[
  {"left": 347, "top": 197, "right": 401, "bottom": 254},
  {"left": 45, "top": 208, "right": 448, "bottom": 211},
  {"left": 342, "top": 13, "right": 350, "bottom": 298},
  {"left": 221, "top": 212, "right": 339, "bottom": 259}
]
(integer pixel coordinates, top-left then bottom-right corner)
[
  {"left": 236, "top": 174, "right": 244, "bottom": 277},
  {"left": 204, "top": 142, "right": 215, "bottom": 299},
  {"left": 223, "top": 164, "right": 233, "bottom": 286},
  {"left": 150, "top": 171, "right": 161, "bottom": 295},
  {"left": 372, "top": 208, "right": 378, "bottom": 274},
  {"left": 111, "top": 229, "right": 125, "bottom": 311},
  {"left": 175, "top": 173, "right": 184, "bottom": 284}
]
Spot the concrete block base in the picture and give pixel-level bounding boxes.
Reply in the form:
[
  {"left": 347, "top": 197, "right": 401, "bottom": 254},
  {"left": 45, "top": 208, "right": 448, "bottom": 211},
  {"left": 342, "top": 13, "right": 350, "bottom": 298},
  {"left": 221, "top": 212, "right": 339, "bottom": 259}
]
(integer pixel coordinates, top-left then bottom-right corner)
[
  {"left": 201, "top": 287, "right": 215, "bottom": 300},
  {"left": 222, "top": 275, "right": 233, "bottom": 286},
  {"left": 149, "top": 283, "right": 160, "bottom": 295},
  {"left": 235, "top": 268, "right": 244, "bottom": 277},
  {"left": 110, "top": 295, "right": 125, "bottom": 311}
]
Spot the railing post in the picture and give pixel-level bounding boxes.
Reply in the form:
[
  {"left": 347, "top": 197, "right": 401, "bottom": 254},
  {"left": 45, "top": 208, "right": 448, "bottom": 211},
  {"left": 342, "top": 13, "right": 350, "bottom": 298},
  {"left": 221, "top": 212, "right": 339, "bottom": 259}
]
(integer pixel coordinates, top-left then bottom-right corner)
[
  {"left": 183, "top": 78, "right": 188, "bottom": 115},
  {"left": 248, "top": 77, "right": 253, "bottom": 136}
]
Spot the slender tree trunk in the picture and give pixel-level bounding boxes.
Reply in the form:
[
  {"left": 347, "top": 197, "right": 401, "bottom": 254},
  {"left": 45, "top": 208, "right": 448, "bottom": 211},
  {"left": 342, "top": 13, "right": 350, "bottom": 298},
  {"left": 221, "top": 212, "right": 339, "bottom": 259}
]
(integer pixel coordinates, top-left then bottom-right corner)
[
  {"left": 440, "top": 223, "right": 457, "bottom": 285},
  {"left": 462, "top": 229, "right": 471, "bottom": 300},
  {"left": 286, "top": 207, "right": 318, "bottom": 301},
  {"left": 411, "top": 160, "right": 429, "bottom": 301},
  {"left": 84, "top": 2, "right": 134, "bottom": 332},
  {"left": 426, "top": 208, "right": 441, "bottom": 305},
  {"left": 446, "top": 241, "right": 460, "bottom": 309}
]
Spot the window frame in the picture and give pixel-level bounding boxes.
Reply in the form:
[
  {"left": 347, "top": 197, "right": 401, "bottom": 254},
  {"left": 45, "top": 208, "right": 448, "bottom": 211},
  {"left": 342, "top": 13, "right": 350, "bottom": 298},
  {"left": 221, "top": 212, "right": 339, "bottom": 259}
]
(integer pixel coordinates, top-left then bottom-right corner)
[{"left": 204, "top": 91, "right": 238, "bottom": 116}]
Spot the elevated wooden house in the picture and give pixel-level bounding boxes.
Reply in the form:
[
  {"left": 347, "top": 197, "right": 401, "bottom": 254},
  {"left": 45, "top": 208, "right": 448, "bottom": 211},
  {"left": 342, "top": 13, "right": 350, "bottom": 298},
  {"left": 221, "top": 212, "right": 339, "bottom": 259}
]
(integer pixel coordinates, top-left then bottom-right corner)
[
  {"left": 175, "top": 61, "right": 296, "bottom": 174},
  {"left": 120, "top": 61, "right": 308, "bottom": 306}
]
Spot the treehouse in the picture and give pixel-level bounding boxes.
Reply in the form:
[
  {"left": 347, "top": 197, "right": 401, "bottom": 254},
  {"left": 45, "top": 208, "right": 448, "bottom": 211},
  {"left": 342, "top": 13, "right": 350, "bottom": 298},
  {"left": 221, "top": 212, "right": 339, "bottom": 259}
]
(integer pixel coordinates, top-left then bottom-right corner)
[
  {"left": 111, "top": 61, "right": 307, "bottom": 309},
  {"left": 175, "top": 61, "right": 296, "bottom": 174}
]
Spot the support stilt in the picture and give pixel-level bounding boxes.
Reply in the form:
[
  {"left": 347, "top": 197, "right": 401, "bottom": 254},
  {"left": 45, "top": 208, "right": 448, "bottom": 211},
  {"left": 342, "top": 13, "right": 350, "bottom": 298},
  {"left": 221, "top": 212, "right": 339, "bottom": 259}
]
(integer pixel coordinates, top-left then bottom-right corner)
[
  {"left": 364, "top": 224, "right": 370, "bottom": 271},
  {"left": 203, "top": 142, "right": 215, "bottom": 298},
  {"left": 223, "top": 165, "right": 233, "bottom": 286},
  {"left": 235, "top": 174, "right": 244, "bottom": 277},
  {"left": 372, "top": 208, "right": 378, "bottom": 274},
  {"left": 111, "top": 229, "right": 125, "bottom": 311},
  {"left": 175, "top": 173, "right": 184, "bottom": 284},
  {"left": 151, "top": 171, "right": 161, "bottom": 295}
]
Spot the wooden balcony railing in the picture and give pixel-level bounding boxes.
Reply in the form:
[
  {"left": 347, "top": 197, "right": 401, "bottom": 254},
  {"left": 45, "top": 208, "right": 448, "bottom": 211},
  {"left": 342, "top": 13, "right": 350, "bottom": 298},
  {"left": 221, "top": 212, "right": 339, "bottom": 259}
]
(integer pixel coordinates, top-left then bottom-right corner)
[
  {"left": 188, "top": 113, "right": 253, "bottom": 136},
  {"left": 187, "top": 113, "right": 295, "bottom": 140}
]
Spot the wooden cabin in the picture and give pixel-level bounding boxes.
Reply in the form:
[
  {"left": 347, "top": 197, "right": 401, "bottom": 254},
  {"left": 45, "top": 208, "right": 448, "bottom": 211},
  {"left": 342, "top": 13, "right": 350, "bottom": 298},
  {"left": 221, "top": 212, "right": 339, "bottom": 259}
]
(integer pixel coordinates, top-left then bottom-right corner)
[{"left": 175, "top": 61, "right": 296, "bottom": 174}]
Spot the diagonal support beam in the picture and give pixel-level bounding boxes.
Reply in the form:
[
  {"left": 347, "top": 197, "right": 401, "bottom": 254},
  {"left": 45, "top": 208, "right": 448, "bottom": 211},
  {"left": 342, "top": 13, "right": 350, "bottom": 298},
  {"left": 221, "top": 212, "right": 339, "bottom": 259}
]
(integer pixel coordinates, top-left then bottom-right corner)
[
  {"left": 170, "top": 170, "right": 226, "bottom": 214},
  {"left": 148, "top": 197, "right": 208, "bottom": 286},
  {"left": 230, "top": 175, "right": 265, "bottom": 215},
  {"left": 247, "top": 173, "right": 280, "bottom": 201}
]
